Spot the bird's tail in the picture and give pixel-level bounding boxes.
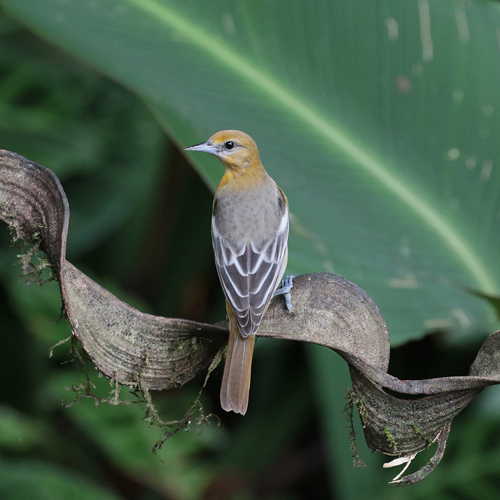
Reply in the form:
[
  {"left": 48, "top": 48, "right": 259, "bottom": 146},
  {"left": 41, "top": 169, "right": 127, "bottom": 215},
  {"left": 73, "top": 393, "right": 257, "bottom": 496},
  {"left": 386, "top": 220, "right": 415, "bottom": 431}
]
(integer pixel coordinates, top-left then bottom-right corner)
[{"left": 220, "top": 308, "right": 255, "bottom": 415}]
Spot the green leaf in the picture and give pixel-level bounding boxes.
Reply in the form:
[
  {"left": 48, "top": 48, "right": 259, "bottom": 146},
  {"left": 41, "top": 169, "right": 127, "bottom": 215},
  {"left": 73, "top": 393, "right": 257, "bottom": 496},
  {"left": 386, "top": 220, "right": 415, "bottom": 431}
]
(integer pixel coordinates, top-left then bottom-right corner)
[
  {"left": 0, "top": 405, "right": 48, "bottom": 451},
  {"left": 1, "top": 1, "right": 499, "bottom": 345},
  {"left": 0, "top": 457, "right": 121, "bottom": 500}
]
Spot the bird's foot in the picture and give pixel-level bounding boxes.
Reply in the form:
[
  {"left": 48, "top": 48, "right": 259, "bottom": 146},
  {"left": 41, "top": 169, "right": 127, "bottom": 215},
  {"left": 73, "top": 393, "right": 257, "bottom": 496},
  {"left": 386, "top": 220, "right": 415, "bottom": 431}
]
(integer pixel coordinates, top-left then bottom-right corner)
[{"left": 273, "top": 275, "right": 295, "bottom": 314}]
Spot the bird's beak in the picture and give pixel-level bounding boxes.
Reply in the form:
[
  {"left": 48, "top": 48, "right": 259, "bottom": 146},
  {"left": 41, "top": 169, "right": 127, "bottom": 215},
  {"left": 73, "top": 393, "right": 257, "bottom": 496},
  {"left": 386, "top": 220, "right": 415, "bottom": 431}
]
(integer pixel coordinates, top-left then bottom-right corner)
[{"left": 184, "top": 141, "right": 218, "bottom": 156}]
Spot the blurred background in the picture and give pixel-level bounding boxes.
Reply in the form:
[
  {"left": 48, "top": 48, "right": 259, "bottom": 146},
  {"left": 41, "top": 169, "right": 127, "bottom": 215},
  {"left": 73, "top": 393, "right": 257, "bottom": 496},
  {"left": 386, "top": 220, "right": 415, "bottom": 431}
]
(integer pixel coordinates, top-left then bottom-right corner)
[{"left": 1, "top": 1, "right": 500, "bottom": 499}]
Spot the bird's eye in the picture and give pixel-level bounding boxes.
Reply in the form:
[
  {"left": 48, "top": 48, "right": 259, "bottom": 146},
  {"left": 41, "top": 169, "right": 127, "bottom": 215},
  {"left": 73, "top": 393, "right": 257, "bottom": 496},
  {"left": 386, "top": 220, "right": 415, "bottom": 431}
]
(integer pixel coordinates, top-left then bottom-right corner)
[{"left": 224, "top": 141, "right": 235, "bottom": 150}]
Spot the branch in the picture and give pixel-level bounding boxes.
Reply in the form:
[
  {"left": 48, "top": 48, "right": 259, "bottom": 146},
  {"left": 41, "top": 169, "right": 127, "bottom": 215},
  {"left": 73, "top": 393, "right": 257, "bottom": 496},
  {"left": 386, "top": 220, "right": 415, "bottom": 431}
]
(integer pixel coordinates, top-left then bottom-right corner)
[{"left": 1, "top": 148, "right": 499, "bottom": 484}]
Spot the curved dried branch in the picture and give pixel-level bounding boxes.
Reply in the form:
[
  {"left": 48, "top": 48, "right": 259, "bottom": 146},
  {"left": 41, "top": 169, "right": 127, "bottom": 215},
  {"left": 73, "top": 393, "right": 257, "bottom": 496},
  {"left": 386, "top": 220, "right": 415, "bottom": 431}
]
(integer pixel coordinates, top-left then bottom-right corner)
[{"left": 1, "top": 148, "right": 499, "bottom": 484}]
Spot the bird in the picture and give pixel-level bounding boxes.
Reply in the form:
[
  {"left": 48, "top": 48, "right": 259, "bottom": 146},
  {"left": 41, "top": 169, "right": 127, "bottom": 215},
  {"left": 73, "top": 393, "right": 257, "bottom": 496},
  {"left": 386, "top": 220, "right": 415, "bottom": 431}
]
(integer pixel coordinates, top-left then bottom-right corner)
[{"left": 185, "top": 130, "right": 292, "bottom": 415}]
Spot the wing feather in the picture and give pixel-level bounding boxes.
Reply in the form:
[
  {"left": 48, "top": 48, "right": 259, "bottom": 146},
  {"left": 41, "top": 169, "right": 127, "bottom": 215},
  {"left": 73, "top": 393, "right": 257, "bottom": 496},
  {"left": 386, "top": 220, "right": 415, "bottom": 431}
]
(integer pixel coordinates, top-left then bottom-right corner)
[{"left": 212, "top": 206, "right": 289, "bottom": 337}]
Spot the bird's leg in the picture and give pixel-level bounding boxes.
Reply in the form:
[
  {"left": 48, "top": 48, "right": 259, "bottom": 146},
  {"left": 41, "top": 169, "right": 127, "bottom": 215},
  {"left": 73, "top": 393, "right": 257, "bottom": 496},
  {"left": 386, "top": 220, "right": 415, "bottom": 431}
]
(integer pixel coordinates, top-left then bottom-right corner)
[{"left": 273, "top": 275, "right": 295, "bottom": 313}]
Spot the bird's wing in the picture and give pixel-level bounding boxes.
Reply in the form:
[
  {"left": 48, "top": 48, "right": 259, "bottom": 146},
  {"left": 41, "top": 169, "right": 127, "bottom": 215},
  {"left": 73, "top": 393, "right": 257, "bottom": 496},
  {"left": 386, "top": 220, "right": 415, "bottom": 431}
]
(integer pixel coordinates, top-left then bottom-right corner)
[{"left": 212, "top": 210, "right": 289, "bottom": 337}]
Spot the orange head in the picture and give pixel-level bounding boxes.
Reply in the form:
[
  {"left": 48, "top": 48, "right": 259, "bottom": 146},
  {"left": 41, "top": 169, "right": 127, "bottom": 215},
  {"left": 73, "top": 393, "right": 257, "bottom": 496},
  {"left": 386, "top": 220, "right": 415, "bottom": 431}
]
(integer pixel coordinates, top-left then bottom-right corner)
[{"left": 185, "top": 130, "right": 261, "bottom": 171}]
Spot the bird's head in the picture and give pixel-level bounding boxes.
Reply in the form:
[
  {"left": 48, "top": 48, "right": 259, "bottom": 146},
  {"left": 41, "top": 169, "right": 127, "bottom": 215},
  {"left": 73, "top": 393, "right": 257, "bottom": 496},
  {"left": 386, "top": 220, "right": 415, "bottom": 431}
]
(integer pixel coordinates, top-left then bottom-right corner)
[{"left": 185, "top": 130, "right": 261, "bottom": 171}]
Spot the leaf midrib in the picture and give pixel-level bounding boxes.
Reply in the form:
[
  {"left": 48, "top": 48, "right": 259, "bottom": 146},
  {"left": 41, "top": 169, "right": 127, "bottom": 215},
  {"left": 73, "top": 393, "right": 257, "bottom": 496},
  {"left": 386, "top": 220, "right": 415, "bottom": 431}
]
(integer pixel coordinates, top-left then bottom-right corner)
[{"left": 130, "top": 0, "right": 497, "bottom": 294}]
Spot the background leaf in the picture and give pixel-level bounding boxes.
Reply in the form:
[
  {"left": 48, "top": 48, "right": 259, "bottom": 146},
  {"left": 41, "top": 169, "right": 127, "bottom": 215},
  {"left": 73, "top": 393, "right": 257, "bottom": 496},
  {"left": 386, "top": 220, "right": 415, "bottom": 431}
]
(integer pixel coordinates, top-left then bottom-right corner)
[
  {"left": 2, "top": 1, "right": 500, "bottom": 499},
  {"left": 2, "top": 0, "right": 500, "bottom": 342}
]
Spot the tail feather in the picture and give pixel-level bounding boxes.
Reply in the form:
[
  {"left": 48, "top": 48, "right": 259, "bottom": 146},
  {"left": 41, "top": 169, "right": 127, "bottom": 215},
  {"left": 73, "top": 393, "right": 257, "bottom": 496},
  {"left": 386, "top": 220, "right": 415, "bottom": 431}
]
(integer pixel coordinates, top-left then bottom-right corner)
[{"left": 220, "top": 314, "right": 255, "bottom": 415}]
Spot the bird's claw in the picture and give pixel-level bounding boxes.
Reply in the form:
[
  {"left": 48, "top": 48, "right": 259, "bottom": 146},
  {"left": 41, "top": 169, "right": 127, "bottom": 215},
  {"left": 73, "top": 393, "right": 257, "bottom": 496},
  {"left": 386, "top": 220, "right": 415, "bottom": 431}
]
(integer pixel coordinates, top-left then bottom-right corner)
[{"left": 273, "top": 275, "right": 295, "bottom": 314}]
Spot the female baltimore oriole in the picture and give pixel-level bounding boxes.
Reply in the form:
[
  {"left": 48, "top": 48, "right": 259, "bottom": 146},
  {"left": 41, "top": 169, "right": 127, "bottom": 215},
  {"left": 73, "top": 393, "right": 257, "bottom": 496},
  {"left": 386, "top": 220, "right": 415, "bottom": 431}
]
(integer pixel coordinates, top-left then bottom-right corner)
[{"left": 186, "top": 130, "right": 291, "bottom": 414}]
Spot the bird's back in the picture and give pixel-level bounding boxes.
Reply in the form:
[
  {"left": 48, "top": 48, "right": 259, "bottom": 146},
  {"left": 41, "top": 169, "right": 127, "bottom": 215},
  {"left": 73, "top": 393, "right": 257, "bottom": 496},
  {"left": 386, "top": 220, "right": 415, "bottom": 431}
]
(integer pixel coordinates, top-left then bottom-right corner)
[{"left": 212, "top": 176, "right": 289, "bottom": 337}]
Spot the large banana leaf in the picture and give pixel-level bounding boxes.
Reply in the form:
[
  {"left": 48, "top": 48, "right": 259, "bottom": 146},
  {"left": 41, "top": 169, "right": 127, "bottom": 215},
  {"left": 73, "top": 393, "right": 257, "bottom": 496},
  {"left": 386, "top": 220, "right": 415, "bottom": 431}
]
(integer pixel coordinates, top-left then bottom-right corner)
[{"left": 2, "top": 0, "right": 500, "bottom": 343}]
